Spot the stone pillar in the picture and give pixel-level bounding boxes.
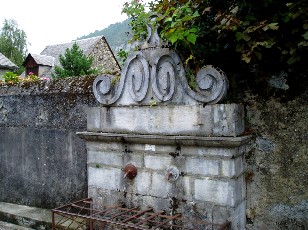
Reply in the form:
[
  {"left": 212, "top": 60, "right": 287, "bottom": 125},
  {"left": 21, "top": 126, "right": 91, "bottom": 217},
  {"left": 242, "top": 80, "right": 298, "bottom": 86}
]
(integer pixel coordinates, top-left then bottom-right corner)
[{"left": 78, "top": 22, "right": 250, "bottom": 229}]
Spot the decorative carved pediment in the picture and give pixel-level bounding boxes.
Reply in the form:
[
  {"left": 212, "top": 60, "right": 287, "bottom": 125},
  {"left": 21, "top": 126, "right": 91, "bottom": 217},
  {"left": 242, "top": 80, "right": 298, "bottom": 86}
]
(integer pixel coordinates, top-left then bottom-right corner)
[{"left": 93, "top": 20, "right": 228, "bottom": 106}]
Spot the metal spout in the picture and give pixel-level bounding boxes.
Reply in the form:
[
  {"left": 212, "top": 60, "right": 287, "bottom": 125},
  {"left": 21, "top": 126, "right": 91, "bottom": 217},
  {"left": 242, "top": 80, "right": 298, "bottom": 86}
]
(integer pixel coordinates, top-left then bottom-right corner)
[
  {"left": 166, "top": 172, "right": 173, "bottom": 180},
  {"left": 123, "top": 164, "right": 137, "bottom": 179}
]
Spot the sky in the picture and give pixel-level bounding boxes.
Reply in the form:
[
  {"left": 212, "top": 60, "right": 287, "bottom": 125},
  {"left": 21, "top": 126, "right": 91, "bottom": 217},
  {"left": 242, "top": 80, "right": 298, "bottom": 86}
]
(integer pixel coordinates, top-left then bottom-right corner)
[{"left": 0, "top": 0, "right": 129, "bottom": 54}]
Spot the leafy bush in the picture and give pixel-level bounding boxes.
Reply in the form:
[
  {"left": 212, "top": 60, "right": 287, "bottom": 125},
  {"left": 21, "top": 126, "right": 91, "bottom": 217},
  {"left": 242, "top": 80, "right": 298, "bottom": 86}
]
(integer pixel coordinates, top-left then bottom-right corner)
[
  {"left": 122, "top": 0, "right": 308, "bottom": 99},
  {"left": 122, "top": 0, "right": 151, "bottom": 42},
  {"left": 1, "top": 71, "right": 46, "bottom": 86},
  {"left": 2, "top": 72, "right": 21, "bottom": 84},
  {"left": 25, "top": 72, "right": 40, "bottom": 82}
]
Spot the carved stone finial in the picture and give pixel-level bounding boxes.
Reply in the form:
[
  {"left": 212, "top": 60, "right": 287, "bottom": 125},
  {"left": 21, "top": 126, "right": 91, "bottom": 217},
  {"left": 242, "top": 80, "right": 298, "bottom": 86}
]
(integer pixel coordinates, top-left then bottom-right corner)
[
  {"left": 93, "top": 15, "right": 229, "bottom": 106},
  {"left": 141, "top": 15, "right": 167, "bottom": 49}
]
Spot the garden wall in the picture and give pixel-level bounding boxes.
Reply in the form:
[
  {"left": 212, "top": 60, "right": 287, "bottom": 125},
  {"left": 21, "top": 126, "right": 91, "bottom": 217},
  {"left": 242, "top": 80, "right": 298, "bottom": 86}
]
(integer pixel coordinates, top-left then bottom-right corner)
[
  {"left": 0, "top": 75, "right": 306, "bottom": 229},
  {"left": 244, "top": 94, "right": 307, "bottom": 229},
  {"left": 0, "top": 76, "right": 98, "bottom": 208}
]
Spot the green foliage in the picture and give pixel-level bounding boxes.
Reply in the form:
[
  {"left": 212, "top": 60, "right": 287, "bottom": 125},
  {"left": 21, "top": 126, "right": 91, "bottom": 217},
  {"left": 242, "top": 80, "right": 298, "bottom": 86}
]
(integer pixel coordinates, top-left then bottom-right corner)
[
  {"left": 2, "top": 72, "right": 20, "bottom": 84},
  {"left": 157, "top": 0, "right": 200, "bottom": 47},
  {"left": 52, "top": 43, "right": 98, "bottom": 78},
  {"left": 186, "top": 68, "right": 197, "bottom": 90},
  {"left": 149, "top": 99, "right": 157, "bottom": 107},
  {"left": 111, "top": 75, "right": 121, "bottom": 86},
  {"left": 2, "top": 71, "right": 41, "bottom": 85},
  {"left": 117, "top": 48, "right": 129, "bottom": 66},
  {"left": 122, "top": 0, "right": 151, "bottom": 42},
  {"left": 0, "top": 19, "right": 28, "bottom": 73},
  {"left": 122, "top": 0, "right": 308, "bottom": 99},
  {"left": 214, "top": 1, "right": 307, "bottom": 66}
]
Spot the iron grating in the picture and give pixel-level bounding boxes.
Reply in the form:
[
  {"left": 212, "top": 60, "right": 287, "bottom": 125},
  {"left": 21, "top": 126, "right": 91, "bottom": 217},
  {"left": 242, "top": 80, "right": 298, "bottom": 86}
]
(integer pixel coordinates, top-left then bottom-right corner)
[{"left": 52, "top": 198, "right": 231, "bottom": 230}]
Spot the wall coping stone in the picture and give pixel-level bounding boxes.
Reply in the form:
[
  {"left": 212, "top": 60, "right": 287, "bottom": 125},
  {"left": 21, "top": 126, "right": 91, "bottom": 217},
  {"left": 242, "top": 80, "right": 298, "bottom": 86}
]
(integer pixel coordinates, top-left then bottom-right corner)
[
  {"left": 87, "top": 104, "right": 245, "bottom": 137},
  {"left": 0, "top": 75, "right": 96, "bottom": 96},
  {"left": 77, "top": 131, "right": 251, "bottom": 148}
]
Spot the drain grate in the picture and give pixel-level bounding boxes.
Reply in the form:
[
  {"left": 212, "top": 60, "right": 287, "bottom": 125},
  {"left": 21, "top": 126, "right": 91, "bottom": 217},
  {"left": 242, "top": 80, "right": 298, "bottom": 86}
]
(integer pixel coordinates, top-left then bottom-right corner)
[{"left": 52, "top": 198, "right": 231, "bottom": 230}]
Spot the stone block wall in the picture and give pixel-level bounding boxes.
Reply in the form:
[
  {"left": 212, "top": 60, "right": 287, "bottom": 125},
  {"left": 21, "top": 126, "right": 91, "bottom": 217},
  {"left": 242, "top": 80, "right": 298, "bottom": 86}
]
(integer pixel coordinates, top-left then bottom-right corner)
[
  {"left": 79, "top": 103, "right": 250, "bottom": 229},
  {"left": 0, "top": 67, "right": 305, "bottom": 230},
  {"left": 0, "top": 76, "right": 98, "bottom": 208},
  {"left": 83, "top": 27, "right": 251, "bottom": 229}
]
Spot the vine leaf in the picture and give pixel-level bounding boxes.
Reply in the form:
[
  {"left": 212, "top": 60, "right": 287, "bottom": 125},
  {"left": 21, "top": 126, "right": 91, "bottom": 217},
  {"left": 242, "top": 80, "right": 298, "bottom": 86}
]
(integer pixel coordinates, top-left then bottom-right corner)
[{"left": 187, "top": 33, "right": 197, "bottom": 44}]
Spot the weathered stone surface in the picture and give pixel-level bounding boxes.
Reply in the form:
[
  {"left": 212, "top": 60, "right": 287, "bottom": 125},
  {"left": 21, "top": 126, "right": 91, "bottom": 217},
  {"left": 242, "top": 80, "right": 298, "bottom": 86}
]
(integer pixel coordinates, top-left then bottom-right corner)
[
  {"left": 194, "top": 175, "right": 245, "bottom": 207},
  {"left": 0, "top": 77, "right": 98, "bottom": 209},
  {"left": 245, "top": 96, "right": 308, "bottom": 229},
  {"left": 194, "top": 179, "right": 234, "bottom": 206},
  {"left": 134, "top": 171, "right": 152, "bottom": 195},
  {"left": 184, "top": 157, "right": 220, "bottom": 176},
  {"left": 144, "top": 155, "right": 173, "bottom": 170},
  {"left": 88, "top": 167, "right": 122, "bottom": 191},
  {"left": 87, "top": 104, "right": 245, "bottom": 137},
  {"left": 78, "top": 132, "right": 251, "bottom": 147},
  {"left": 89, "top": 37, "right": 121, "bottom": 76},
  {"left": 221, "top": 156, "right": 244, "bottom": 178},
  {"left": 88, "top": 150, "right": 123, "bottom": 167},
  {"left": 213, "top": 104, "right": 245, "bottom": 136},
  {"left": 84, "top": 135, "right": 249, "bottom": 229},
  {"left": 231, "top": 200, "right": 246, "bottom": 230}
]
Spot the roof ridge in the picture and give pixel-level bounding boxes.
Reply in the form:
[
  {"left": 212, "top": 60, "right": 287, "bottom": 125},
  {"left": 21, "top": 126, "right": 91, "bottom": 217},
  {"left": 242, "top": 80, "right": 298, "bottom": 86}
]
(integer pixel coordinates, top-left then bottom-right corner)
[{"left": 0, "top": 52, "right": 18, "bottom": 69}]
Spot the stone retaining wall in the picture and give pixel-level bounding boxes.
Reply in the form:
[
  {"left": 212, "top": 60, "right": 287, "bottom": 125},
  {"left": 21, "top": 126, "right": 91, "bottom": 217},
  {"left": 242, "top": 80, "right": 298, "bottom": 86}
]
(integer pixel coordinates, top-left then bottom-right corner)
[
  {"left": 244, "top": 96, "right": 307, "bottom": 229},
  {"left": 0, "top": 76, "right": 98, "bottom": 208},
  {"left": 0, "top": 75, "right": 306, "bottom": 229}
]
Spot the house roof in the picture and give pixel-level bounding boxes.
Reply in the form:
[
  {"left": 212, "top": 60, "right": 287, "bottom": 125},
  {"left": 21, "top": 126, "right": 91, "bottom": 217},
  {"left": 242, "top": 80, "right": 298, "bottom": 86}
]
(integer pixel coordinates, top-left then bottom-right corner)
[
  {"left": 23, "top": 53, "right": 55, "bottom": 67},
  {"left": 40, "top": 36, "right": 104, "bottom": 65},
  {"left": 0, "top": 52, "right": 18, "bottom": 69},
  {"left": 22, "top": 35, "right": 120, "bottom": 78}
]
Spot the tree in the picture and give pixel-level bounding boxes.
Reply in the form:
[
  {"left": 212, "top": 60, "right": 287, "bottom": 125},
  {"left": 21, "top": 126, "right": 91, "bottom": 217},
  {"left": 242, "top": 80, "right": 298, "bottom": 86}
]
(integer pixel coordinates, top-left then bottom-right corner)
[
  {"left": 53, "top": 43, "right": 98, "bottom": 78},
  {"left": 0, "top": 19, "right": 28, "bottom": 74},
  {"left": 122, "top": 0, "right": 308, "bottom": 99}
]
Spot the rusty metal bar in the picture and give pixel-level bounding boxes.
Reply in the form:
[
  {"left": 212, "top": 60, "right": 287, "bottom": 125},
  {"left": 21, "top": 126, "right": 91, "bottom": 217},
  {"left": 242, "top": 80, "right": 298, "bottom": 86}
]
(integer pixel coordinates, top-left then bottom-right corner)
[
  {"left": 54, "top": 208, "right": 144, "bottom": 229},
  {"left": 120, "top": 208, "right": 153, "bottom": 223},
  {"left": 148, "top": 213, "right": 181, "bottom": 229},
  {"left": 91, "top": 205, "right": 125, "bottom": 220},
  {"left": 140, "top": 210, "right": 165, "bottom": 223},
  {"left": 105, "top": 207, "right": 139, "bottom": 220},
  {"left": 52, "top": 211, "right": 55, "bottom": 230},
  {"left": 52, "top": 198, "right": 231, "bottom": 230}
]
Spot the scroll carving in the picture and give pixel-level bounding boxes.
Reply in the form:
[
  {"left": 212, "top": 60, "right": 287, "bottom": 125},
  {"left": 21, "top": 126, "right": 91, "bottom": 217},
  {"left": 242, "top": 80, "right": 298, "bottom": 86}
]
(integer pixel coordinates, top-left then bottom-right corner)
[
  {"left": 93, "top": 19, "right": 228, "bottom": 106},
  {"left": 152, "top": 55, "right": 176, "bottom": 101},
  {"left": 184, "top": 66, "right": 228, "bottom": 104},
  {"left": 93, "top": 52, "right": 149, "bottom": 104},
  {"left": 126, "top": 53, "right": 150, "bottom": 102}
]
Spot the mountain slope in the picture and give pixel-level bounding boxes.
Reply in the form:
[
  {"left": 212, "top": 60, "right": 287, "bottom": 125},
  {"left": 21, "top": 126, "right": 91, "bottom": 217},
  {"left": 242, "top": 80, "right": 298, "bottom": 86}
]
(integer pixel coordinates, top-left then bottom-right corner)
[{"left": 77, "top": 19, "right": 132, "bottom": 55}]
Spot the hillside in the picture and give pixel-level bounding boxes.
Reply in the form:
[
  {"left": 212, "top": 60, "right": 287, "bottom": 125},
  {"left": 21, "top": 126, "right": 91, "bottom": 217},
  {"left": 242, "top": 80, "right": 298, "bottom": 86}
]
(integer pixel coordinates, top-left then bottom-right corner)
[{"left": 77, "top": 19, "right": 132, "bottom": 55}]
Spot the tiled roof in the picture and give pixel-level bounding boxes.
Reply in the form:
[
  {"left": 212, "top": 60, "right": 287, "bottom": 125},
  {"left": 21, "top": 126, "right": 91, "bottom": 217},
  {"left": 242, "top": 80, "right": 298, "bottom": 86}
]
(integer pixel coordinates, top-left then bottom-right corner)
[
  {"left": 30, "top": 54, "right": 55, "bottom": 66},
  {"left": 0, "top": 52, "right": 18, "bottom": 69},
  {"left": 40, "top": 36, "right": 103, "bottom": 66}
]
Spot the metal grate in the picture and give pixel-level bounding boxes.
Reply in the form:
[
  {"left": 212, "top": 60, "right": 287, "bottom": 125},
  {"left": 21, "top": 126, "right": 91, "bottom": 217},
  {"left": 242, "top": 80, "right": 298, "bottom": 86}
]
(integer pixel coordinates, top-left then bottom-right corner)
[{"left": 52, "top": 198, "right": 231, "bottom": 230}]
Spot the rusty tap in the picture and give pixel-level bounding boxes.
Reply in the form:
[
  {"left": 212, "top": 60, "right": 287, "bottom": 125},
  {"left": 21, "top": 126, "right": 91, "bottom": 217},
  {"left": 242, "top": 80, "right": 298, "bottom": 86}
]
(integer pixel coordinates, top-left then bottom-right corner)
[
  {"left": 166, "top": 171, "right": 173, "bottom": 180},
  {"left": 123, "top": 164, "right": 137, "bottom": 179}
]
